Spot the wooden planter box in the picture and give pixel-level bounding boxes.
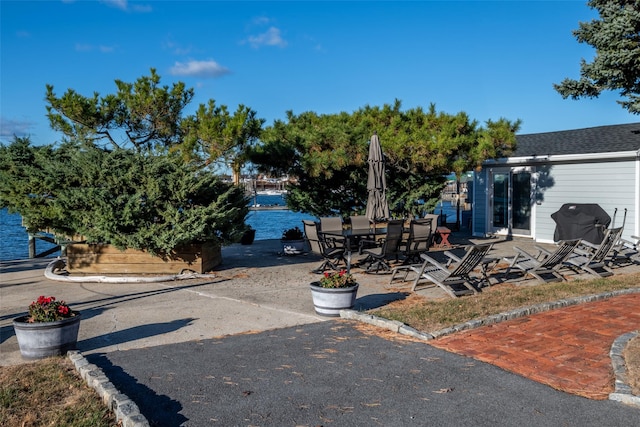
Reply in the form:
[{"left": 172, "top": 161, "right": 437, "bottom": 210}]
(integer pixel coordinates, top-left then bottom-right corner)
[{"left": 66, "top": 242, "right": 221, "bottom": 275}]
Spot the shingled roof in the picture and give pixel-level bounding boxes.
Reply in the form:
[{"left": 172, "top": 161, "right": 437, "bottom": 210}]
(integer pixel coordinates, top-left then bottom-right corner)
[{"left": 513, "top": 122, "right": 640, "bottom": 157}]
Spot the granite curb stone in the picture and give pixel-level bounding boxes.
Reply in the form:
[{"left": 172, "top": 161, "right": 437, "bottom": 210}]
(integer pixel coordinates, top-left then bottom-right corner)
[
  {"left": 609, "top": 331, "right": 640, "bottom": 408},
  {"left": 68, "top": 351, "right": 150, "bottom": 427},
  {"left": 341, "top": 287, "right": 640, "bottom": 406}
]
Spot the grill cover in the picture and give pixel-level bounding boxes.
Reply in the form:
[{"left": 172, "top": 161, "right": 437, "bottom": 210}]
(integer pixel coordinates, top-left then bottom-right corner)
[{"left": 551, "top": 203, "right": 611, "bottom": 244}]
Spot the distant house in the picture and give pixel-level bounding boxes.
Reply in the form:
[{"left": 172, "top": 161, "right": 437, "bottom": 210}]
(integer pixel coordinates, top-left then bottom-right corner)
[{"left": 472, "top": 123, "right": 640, "bottom": 243}]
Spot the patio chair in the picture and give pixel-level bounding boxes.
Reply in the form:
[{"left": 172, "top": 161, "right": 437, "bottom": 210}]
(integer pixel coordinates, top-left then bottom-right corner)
[
  {"left": 423, "top": 213, "right": 440, "bottom": 228},
  {"left": 609, "top": 234, "right": 640, "bottom": 266},
  {"left": 358, "top": 219, "right": 404, "bottom": 274},
  {"left": 563, "top": 227, "right": 624, "bottom": 278},
  {"left": 401, "top": 218, "right": 433, "bottom": 263},
  {"left": 320, "top": 216, "right": 344, "bottom": 233},
  {"left": 405, "top": 243, "right": 494, "bottom": 297},
  {"left": 348, "top": 215, "right": 373, "bottom": 250},
  {"left": 302, "top": 220, "right": 322, "bottom": 254},
  {"left": 302, "top": 220, "right": 346, "bottom": 273},
  {"left": 502, "top": 239, "right": 581, "bottom": 284},
  {"left": 349, "top": 215, "right": 372, "bottom": 231}
]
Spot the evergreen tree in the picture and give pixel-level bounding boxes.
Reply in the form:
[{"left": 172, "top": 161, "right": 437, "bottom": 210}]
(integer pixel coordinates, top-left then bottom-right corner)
[
  {"left": 554, "top": 0, "right": 640, "bottom": 113},
  {"left": 2, "top": 70, "right": 256, "bottom": 254},
  {"left": 46, "top": 69, "right": 194, "bottom": 151},
  {"left": 0, "top": 138, "right": 248, "bottom": 254},
  {"left": 250, "top": 101, "right": 519, "bottom": 219}
]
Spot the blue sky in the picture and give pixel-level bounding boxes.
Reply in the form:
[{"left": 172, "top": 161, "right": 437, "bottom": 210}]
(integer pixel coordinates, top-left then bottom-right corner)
[{"left": 1, "top": 0, "right": 637, "bottom": 146}]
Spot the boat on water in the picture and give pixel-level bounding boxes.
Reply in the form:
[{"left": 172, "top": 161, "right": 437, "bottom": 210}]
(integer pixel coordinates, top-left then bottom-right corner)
[
  {"left": 255, "top": 190, "right": 288, "bottom": 196},
  {"left": 250, "top": 205, "right": 289, "bottom": 211}
]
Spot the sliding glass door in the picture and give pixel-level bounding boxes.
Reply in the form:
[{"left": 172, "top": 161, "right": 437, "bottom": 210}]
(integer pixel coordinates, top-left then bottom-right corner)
[{"left": 490, "top": 168, "right": 533, "bottom": 236}]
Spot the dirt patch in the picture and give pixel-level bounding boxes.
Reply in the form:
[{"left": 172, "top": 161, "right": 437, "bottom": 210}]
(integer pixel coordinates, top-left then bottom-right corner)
[{"left": 624, "top": 334, "right": 640, "bottom": 396}]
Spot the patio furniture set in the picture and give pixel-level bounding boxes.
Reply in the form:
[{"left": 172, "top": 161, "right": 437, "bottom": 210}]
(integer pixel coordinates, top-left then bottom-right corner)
[
  {"left": 302, "top": 215, "right": 640, "bottom": 299},
  {"left": 303, "top": 215, "right": 450, "bottom": 274}
]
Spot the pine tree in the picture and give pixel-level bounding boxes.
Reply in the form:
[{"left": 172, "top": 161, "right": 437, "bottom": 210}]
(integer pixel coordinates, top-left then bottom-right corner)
[{"left": 554, "top": 0, "right": 640, "bottom": 113}]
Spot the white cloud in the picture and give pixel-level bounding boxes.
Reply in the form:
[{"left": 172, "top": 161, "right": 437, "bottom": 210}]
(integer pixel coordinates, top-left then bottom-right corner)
[
  {"left": 102, "top": 0, "right": 127, "bottom": 10},
  {"left": 131, "top": 3, "right": 152, "bottom": 13},
  {"left": 75, "top": 43, "right": 93, "bottom": 52},
  {"left": 252, "top": 16, "right": 271, "bottom": 26},
  {"left": 100, "top": 0, "right": 152, "bottom": 13},
  {"left": 163, "top": 37, "right": 193, "bottom": 55},
  {"left": 75, "top": 43, "right": 116, "bottom": 53},
  {"left": 0, "top": 117, "right": 34, "bottom": 139},
  {"left": 245, "top": 27, "right": 287, "bottom": 49},
  {"left": 169, "top": 60, "right": 230, "bottom": 78}
]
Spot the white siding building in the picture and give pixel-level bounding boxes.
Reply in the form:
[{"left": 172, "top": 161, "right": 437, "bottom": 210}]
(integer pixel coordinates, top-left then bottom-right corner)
[{"left": 472, "top": 123, "right": 640, "bottom": 243}]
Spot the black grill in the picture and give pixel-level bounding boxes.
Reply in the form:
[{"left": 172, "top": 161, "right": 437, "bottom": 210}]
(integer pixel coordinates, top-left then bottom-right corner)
[{"left": 551, "top": 204, "right": 611, "bottom": 244}]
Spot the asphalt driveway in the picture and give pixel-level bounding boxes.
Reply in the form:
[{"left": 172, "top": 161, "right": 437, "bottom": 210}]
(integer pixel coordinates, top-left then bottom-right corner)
[{"left": 86, "top": 320, "right": 639, "bottom": 427}]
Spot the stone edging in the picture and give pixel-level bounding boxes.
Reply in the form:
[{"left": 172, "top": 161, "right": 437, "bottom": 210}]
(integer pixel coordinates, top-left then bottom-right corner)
[
  {"left": 67, "top": 350, "right": 150, "bottom": 427},
  {"left": 341, "top": 287, "right": 640, "bottom": 407},
  {"left": 609, "top": 331, "right": 640, "bottom": 407}
]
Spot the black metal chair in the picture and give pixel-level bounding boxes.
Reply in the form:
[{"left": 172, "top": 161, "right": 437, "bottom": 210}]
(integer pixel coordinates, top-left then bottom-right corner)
[
  {"left": 320, "top": 216, "right": 344, "bottom": 233},
  {"left": 349, "top": 215, "right": 372, "bottom": 230},
  {"left": 303, "top": 220, "right": 346, "bottom": 274},
  {"left": 358, "top": 219, "right": 404, "bottom": 274},
  {"left": 401, "top": 218, "right": 433, "bottom": 263}
]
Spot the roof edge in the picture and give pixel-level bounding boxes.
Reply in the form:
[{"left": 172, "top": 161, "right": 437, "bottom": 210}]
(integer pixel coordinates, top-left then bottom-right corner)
[{"left": 483, "top": 150, "right": 640, "bottom": 166}]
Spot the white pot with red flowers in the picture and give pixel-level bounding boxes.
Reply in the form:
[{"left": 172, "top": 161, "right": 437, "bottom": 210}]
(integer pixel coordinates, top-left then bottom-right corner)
[
  {"left": 310, "top": 270, "right": 359, "bottom": 317},
  {"left": 12, "top": 296, "right": 80, "bottom": 359}
]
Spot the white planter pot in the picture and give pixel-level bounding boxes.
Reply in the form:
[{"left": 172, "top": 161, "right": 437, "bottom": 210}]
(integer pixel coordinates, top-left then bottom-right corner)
[
  {"left": 13, "top": 314, "right": 81, "bottom": 359},
  {"left": 310, "top": 282, "right": 359, "bottom": 317}
]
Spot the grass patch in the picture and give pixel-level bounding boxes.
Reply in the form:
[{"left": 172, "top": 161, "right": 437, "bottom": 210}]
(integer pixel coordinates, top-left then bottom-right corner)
[
  {"left": 375, "top": 273, "right": 640, "bottom": 332},
  {"left": 0, "top": 357, "right": 118, "bottom": 427}
]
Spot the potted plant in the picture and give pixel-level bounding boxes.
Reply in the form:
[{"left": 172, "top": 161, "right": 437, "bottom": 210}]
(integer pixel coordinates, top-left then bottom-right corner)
[
  {"left": 310, "top": 270, "right": 359, "bottom": 316},
  {"left": 12, "top": 296, "right": 81, "bottom": 359},
  {"left": 281, "top": 226, "right": 305, "bottom": 255},
  {"left": 240, "top": 226, "right": 256, "bottom": 245}
]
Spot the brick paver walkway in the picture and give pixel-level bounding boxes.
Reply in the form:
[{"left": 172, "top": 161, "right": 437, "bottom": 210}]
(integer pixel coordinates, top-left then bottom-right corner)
[{"left": 428, "top": 293, "right": 640, "bottom": 399}]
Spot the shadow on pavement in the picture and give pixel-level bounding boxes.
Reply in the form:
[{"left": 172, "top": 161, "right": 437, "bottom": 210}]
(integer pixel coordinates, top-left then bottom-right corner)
[
  {"left": 0, "top": 258, "right": 56, "bottom": 274},
  {"left": 355, "top": 291, "right": 409, "bottom": 310},
  {"left": 216, "top": 240, "right": 323, "bottom": 271},
  {"left": 86, "top": 353, "right": 188, "bottom": 426},
  {"left": 78, "top": 318, "right": 196, "bottom": 352}
]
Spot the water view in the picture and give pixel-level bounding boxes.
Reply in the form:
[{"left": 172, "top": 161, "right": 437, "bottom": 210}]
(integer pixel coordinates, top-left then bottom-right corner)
[{"left": 0, "top": 195, "right": 458, "bottom": 262}]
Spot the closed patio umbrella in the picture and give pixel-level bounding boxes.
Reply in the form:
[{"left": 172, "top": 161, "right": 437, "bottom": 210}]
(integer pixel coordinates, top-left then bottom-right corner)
[{"left": 365, "top": 132, "right": 390, "bottom": 221}]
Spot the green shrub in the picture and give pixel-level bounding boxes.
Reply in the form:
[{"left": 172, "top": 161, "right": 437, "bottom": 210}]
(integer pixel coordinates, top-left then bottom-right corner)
[{"left": 0, "top": 138, "right": 249, "bottom": 254}]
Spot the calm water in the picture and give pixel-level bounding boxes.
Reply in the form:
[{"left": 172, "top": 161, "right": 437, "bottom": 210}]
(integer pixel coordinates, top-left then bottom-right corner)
[
  {"left": 246, "top": 194, "right": 317, "bottom": 241},
  {"left": 0, "top": 195, "right": 457, "bottom": 261},
  {"left": 0, "top": 195, "right": 315, "bottom": 262}
]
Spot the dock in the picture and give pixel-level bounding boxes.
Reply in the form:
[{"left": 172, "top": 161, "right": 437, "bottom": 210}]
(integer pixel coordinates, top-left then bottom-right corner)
[{"left": 249, "top": 205, "right": 290, "bottom": 211}]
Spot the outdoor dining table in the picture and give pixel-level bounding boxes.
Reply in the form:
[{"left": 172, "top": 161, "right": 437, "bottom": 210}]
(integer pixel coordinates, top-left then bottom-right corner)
[{"left": 320, "top": 227, "right": 386, "bottom": 273}]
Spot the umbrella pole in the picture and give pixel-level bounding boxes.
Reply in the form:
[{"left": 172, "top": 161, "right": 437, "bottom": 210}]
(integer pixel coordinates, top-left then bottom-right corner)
[{"left": 455, "top": 177, "right": 461, "bottom": 231}]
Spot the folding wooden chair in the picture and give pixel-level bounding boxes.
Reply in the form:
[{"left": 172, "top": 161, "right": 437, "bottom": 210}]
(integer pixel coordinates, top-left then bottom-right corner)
[
  {"left": 403, "top": 243, "right": 493, "bottom": 297},
  {"left": 502, "top": 240, "right": 581, "bottom": 284},
  {"left": 563, "top": 227, "right": 624, "bottom": 278}
]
